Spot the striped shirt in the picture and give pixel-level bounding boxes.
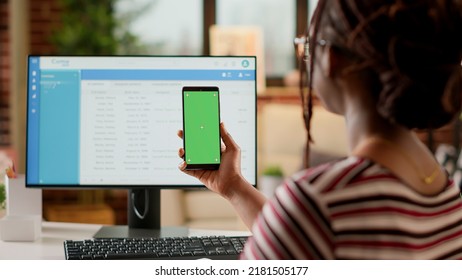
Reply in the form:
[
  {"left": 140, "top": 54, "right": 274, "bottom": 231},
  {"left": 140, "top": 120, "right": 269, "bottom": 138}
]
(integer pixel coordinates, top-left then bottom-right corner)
[{"left": 242, "top": 156, "right": 462, "bottom": 259}]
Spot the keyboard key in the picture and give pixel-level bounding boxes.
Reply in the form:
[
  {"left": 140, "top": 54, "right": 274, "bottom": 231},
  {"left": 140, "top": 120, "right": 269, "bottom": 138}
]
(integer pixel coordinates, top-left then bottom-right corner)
[
  {"left": 193, "top": 250, "right": 207, "bottom": 256},
  {"left": 157, "top": 252, "right": 170, "bottom": 258},
  {"left": 81, "top": 255, "right": 93, "bottom": 260}
]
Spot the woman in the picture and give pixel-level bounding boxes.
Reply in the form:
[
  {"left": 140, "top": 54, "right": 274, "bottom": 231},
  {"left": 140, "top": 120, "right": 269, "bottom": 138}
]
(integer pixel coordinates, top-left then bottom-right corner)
[{"left": 178, "top": 0, "right": 462, "bottom": 259}]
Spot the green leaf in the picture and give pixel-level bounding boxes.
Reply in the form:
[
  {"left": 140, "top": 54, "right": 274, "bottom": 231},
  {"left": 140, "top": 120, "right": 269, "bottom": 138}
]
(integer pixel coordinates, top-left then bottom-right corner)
[
  {"left": 262, "top": 166, "right": 284, "bottom": 177},
  {"left": 50, "top": 0, "right": 149, "bottom": 55},
  {"left": 0, "top": 183, "right": 5, "bottom": 208}
]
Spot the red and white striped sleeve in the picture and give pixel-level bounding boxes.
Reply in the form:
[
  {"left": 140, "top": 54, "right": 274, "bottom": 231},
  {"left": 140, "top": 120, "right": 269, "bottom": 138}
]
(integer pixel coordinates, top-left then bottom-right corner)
[{"left": 241, "top": 178, "right": 335, "bottom": 259}]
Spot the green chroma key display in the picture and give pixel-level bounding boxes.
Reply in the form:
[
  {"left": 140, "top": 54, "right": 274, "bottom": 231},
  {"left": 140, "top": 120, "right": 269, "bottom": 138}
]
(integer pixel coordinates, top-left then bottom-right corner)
[{"left": 182, "top": 86, "right": 221, "bottom": 170}]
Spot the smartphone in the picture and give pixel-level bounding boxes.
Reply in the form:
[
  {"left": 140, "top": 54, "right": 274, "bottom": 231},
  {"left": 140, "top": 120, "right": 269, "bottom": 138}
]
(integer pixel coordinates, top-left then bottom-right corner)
[{"left": 182, "top": 86, "right": 221, "bottom": 170}]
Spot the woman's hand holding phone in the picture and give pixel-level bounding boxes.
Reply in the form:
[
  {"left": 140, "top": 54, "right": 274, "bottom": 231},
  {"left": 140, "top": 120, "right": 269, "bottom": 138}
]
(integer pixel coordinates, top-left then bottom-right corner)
[
  {"left": 178, "top": 123, "right": 244, "bottom": 200},
  {"left": 177, "top": 122, "right": 267, "bottom": 230},
  {"left": 180, "top": 84, "right": 266, "bottom": 229}
]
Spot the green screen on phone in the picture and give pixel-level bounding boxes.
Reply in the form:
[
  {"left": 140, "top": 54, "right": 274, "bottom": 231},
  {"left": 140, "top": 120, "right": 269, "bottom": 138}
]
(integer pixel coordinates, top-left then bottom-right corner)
[{"left": 183, "top": 87, "right": 220, "bottom": 169}]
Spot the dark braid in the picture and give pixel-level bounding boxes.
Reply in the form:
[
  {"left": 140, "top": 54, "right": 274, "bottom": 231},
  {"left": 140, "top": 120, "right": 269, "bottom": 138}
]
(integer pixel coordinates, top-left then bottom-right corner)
[
  {"left": 306, "top": 0, "right": 462, "bottom": 132},
  {"left": 300, "top": 0, "right": 329, "bottom": 168}
]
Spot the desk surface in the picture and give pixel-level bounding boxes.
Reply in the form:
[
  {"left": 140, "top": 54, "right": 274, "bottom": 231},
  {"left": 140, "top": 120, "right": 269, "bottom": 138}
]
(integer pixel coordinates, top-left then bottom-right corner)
[{"left": 0, "top": 221, "right": 250, "bottom": 260}]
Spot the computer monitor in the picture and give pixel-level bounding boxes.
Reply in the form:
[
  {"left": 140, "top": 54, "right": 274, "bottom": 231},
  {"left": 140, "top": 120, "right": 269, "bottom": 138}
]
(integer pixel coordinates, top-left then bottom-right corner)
[{"left": 26, "top": 55, "right": 257, "bottom": 238}]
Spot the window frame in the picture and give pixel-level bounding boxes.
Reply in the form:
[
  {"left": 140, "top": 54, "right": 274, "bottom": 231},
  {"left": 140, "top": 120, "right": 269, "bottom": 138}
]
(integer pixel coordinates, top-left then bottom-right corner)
[{"left": 203, "top": 0, "right": 309, "bottom": 87}]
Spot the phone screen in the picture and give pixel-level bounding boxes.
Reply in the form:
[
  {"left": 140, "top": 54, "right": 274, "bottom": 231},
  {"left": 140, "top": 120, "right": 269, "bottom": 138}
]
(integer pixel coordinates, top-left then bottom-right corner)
[{"left": 182, "top": 86, "right": 221, "bottom": 169}]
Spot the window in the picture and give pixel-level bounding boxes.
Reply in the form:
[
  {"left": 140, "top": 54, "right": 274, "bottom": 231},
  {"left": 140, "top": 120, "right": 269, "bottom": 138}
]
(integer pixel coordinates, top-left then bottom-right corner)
[
  {"left": 115, "top": 0, "right": 203, "bottom": 55},
  {"left": 216, "top": 0, "right": 296, "bottom": 78},
  {"left": 116, "top": 0, "right": 311, "bottom": 84},
  {"left": 309, "top": 0, "right": 318, "bottom": 20}
]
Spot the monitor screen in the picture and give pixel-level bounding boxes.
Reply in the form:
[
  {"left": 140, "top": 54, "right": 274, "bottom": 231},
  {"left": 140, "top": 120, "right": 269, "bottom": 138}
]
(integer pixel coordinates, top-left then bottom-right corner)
[{"left": 26, "top": 56, "right": 257, "bottom": 188}]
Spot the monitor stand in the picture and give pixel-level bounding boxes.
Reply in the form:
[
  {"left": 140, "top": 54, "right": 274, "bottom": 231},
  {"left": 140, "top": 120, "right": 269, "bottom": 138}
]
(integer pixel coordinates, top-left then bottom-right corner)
[{"left": 93, "top": 188, "right": 189, "bottom": 238}]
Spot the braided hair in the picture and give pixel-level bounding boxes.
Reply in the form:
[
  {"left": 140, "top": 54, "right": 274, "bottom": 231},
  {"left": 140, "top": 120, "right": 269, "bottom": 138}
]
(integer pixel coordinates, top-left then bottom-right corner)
[{"left": 305, "top": 0, "right": 462, "bottom": 134}]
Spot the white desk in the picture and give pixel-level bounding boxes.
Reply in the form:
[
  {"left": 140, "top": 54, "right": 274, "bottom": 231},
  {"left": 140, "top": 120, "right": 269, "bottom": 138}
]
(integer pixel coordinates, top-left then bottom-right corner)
[{"left": 0, "top": 221, "right": 250, "bottom": 260}]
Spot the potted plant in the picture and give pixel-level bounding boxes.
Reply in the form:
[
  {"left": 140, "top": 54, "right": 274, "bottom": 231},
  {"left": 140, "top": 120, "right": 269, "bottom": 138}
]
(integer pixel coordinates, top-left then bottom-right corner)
[
  {"left": 259, "top": 165, "right": 284, "bottom": 198},
  {"left": 0, "top": 183, "right": 5, "bottom": 217}
]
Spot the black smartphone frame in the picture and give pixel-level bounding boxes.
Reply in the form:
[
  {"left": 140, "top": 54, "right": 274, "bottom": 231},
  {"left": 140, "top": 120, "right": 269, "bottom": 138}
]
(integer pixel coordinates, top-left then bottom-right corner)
[{"left": 182, "top": 86, "right": 221, "bottom": 170}]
